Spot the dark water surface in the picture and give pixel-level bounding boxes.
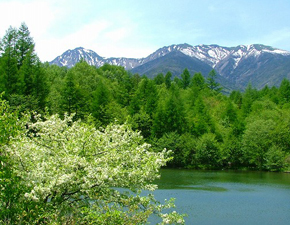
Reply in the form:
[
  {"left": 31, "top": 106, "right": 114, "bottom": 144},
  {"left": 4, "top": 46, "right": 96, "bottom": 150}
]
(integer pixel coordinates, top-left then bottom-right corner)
[{"left": 152, "top": 169, "right": 290, "bottom": 225}]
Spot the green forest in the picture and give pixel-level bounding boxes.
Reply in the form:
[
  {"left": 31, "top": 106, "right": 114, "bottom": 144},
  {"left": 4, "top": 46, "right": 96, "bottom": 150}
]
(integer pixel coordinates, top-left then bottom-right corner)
[
  {"left": 1, "top": 24, "right": 290, "bottom": 224},
  {"left": 2, "top": 23, "right": 290, "bottom": 171}
]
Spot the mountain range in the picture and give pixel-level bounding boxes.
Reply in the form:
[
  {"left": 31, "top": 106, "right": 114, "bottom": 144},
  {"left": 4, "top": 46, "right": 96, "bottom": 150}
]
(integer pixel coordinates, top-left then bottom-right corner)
[{"left": 50, "top": 44, "right": 290, "bottom": 90}]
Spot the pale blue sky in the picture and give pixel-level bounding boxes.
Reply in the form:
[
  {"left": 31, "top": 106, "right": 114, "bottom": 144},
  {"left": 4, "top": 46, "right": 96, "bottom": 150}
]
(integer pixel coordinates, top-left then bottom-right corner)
[{"left": 1, "top": 0, "right": 290, "bottom": 62}]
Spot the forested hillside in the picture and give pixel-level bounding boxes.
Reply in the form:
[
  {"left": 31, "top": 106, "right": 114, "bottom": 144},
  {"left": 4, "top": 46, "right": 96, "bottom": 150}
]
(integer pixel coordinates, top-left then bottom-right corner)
[
  {"left": 1, "top": 24, "right": 290, "bottom": 172},
  {"left": 0, "top": 24, "right": 187, "bottom": 224}
]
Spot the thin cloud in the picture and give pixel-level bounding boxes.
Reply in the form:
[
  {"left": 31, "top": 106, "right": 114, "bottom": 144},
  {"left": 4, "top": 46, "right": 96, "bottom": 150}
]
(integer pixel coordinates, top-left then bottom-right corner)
[
  {"left": 0, "top": 0, "right": 57, "bottom": 37},
  {"left": 241, "top": 28, "right": 290, "bottom": 51},
  {"left": 38, "top": 20, "right": 110, "bottom": 61},
  {"left": 262, "top": 28, "right": 290, "bottom": 47},
  {"left": 105, "top": 27, "right": 131, "bottom": 42}
]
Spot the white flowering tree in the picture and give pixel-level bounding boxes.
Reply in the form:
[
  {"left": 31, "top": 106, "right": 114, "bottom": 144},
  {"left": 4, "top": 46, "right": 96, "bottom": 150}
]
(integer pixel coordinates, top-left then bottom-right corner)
[{"left": 7, "top": 113, "right": 185, "bottom": 224}]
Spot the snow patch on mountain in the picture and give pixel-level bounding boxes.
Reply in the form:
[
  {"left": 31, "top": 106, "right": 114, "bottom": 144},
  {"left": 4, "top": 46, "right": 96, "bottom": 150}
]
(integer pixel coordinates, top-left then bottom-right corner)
[
  {"left": 263, "top": 49, "right": 290, "bottom": 55},
  {"left": 178, "top": 45, "right": 230, "bottom": 67}
]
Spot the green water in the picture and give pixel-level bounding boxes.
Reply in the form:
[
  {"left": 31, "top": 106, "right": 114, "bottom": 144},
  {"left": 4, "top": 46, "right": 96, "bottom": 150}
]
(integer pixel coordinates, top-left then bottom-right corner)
[{"left": 152, "top": 169, "right": 290, "bottom": 225}]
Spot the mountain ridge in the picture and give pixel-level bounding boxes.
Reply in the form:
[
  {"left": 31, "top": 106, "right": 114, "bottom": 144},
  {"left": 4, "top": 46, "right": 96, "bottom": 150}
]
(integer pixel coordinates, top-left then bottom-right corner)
[{"left": 50, "top": 44, "right": 290, "bottom": 90}]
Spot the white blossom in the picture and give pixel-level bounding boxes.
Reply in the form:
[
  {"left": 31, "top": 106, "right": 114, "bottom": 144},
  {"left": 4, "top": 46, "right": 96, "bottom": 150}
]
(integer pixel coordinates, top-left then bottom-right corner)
[{"left": 6, "top": 113, "right": 185, "bottom": 224}]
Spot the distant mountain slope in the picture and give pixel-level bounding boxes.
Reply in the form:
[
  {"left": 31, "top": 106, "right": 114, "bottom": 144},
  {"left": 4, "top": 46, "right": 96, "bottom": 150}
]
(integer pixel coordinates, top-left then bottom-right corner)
[
  {"left": 130, "top": 51, "right": 213, "bottom": 78},
  {"left": 131, "top": 50, "right": 235, "bottom": 91},
  {"left": 50, "top": 47, "right": 104, "bottom": 67},
  {"left": 214, "top": 45, "right": 290, "bottom": 89},
  {"left": 50, "top": 47, "right": 143, "bottom": 69},
  {"left": 50, "top": 44, "right": 290, "bottom": 90}
]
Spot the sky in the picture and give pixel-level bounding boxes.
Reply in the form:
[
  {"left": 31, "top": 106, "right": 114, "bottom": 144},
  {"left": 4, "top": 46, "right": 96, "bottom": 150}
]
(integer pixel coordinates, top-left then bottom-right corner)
[{"left": 1, "top": 0, "right": 290, "bottom": 62}]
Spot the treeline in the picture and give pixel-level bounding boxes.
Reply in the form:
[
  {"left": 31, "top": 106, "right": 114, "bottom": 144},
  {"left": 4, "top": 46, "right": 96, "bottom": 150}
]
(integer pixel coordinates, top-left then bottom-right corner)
[{"left": 1, "top": 24, "right": 290, "bottom": 171}]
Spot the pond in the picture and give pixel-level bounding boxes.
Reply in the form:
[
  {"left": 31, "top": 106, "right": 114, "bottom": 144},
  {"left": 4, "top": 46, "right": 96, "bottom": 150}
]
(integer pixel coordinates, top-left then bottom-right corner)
[{"left": 151, "top": 169, "right": 290, "bottom": 225}]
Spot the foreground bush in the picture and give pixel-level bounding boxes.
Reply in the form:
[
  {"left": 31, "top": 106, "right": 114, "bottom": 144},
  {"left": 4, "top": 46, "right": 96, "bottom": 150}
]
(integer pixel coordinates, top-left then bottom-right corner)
[{"left": 4, "top": 113, "right": 185, "bottom": 224}]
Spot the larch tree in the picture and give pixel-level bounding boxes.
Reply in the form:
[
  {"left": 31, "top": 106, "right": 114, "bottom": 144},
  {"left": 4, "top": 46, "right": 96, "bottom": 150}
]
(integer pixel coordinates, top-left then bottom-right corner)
[
  {"left": 0, "top": 26, "right": 18, "bottom": 95},
  {"left": 181, "top": 68, "right": 191, "bottom": 89},
  {"left": 207, "top": 69, "right": 222, "bottom": 92},
  {"left": 16, "top": 22, "right": 35, "bottom": 69}
]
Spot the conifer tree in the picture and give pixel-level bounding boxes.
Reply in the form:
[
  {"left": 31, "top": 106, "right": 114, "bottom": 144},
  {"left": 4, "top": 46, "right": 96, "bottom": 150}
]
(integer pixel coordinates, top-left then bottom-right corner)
[
  {"left": 32, "top": 59, "right": 47, "bottom": 110},
  {"left": 154, "top": 73, "right": 165, "bottom": 85},
  {"left": 278, "top": 78, "right": 290, "bottom": 104},
  {"left": 152, "top": 83, "right": 185, "bottom": 136},
  {"left": 18, "top": 46, "right": 37, "bottom": 95},
  {"left": 91, "top": 80, "right": 111, "bottom": 123},
  {"left": 130, "top": 78, "right": 158, "bottom": 116},
  {"left": 229, "top": 90, "right": 243, "bottom": 108},
  {"left": 16, "top": 22, "right": 34, "bottom": 69},
  {"left": 241, "top": 83, "right": 258, "bottom": 116},
  {"left": 61, "top": 72, "right": 84, "bottom": 118},
  {"left": 165, "top": 71, "right": 172, "bottom": 89},
  {"left": 0, "top": 27, "right": 18, "bottom": 94},
  {"left": 181, "top": 68, "right": 191, "bottom": 89},
  {"left": 207, "top": 69, "right": 222, "bottom": 92},
  {"left": 190, "top": 72, "right": 205, "bottom": 90}
]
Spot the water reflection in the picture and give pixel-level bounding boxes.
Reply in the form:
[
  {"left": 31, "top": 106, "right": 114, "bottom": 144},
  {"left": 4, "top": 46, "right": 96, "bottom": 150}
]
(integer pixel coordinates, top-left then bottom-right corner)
[
  {"left": 155, "top": 169, "right": 290, "bottom": 190},
  {"left": 152, "top": 169, "right": 290, "bottom": 225}
]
